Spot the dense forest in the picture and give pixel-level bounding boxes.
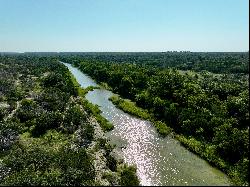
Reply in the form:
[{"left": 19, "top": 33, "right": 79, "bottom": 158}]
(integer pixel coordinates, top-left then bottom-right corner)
[
  {"left": 0, "top": 56, "right": 139, "bottom": 186},
  {"left": 58, "top": 52, "right": 249, "bottom": 74},
  {"left": 60, "top": 52, "right": 249, "bottom": 186}
]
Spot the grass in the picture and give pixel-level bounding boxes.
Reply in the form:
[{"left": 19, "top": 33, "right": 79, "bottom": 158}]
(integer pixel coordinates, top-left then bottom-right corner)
[
  {"left": 109, "top": 95, "right": 151, "bottom": 120},
  {"left": 77, "top": 95, "right": 114, "bottom": 132},
  {"left": 19, "top": 130, "right": 70, "bottom": 153},
  {"left": 109, "top": 95, "right": 172, "bottom": 137}
]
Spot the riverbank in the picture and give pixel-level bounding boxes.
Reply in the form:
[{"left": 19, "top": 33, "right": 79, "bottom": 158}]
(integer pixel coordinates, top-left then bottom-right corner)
[
  {"left": 61, "top": 61, "right": 233, "bottom": 186},
  {"left": 67, "top": 63, "right": 140, "bottom": 185},
  {"left": 0, "top": 57, "right": 140, "bottom": 186},
  {"left": 68, "top": 58, "right": 247, "bottom": 185},
  {"left": 108, "top": 94, "right": 238, "bottom": 186},
  {"left": 65, "top": 62, "right": 114, "bottom": 132},
  {"left": 109, "top": 95, "right": 173, "bottom": 137}
]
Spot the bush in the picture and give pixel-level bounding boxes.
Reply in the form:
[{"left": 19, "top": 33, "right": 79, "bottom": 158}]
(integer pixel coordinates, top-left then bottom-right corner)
[
  {"left": 153, "top": 121, "right": 172, "bottom": 137},
  {"left": 2, "top": 142, "right": 95, "bottom": 186},
  {"left": 31, "top": 111, "right": 63, "bottom": 137},
  {"left": 109, "top": 95, "right": 151, "bottom": 120},
  {"left": 81, "top": 99, "right": 114, "bottom": 131},
  {"left": 119, "top": 165, "right": 139, "bottom": 186},
  {"left": 16, "top": 99, "right": 38, "bottom": 123},
  {"left": 63, "top": 105, "right": 87, "bottom": 133}
]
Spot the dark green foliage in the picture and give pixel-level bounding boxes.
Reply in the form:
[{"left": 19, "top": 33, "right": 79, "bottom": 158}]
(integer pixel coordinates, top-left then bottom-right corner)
[
  {"left": 56, "top": 147, "right": 95, "bottom": 185},
  {"left": 81, "top": 99, "right": 114, "bottom": 131},
  {"left": 2, "top": 142, "right": 95, "bottom": 186},
  {"left": 35, "top": 88, "right": 70, "bottom": 111},
  {"left": 63, "top": 105, "right": 86, "bottom": 133},
  {"left": 73, "top": 122, "right": 95, "bottom": 147},
  {"left": 212, "top": 122, "right": 249, "bottom": 163},
  {"left": 153, "top": 121, "right": 172, "bottom": 136},
  {"left": 16, "top": 99, "right": 38, "bottom": 123},
  {"left": 31, "top": 111, "right": 63, "bottom": 137},
  {"left": 109, "top": 95, "right": 172, "bottom": 137},
  {"left": 82, "top": 123, "right": 94, "bottom": 142},
  {"left": 0, "top": 56, "right": 103, "bottom": 185},
  {"left": 0, "top": 108, "right": 7, "bottom": 121},
  {"left": 106, "top": 155, "right": 117, "bottom": 172},
  {"left": 60, "top": 52, "right": 249, "bottom": 74},
  {"left": 120, "top": 165, "right": 140, "bottom": 186},
  {"left": 3, "top": 143, "right": 52, "bottom": 172},
  {"left": 6, "top": 87, "right": 24, "bottom": 101},
  {"left": 2, "top": 52, "right": 248, "bottom": 185},
  {"left": 95, "top": 115, "right": 114, "bottom": 132},
  {"left": 61, "top": 52, "right": 249, "bottom": 185},
  {"left": 0, "top": 124, "right": 19, "bottom": 153},
  {"left": 109, "top": 95, "right": 152, "bottom": 120},
  {"left": 103, "top": 142, "right": 117, "bottom": 172},
  {"left": 42, "top": 71, "right": 78, "bottom": 96},
  {"left": 96, "top": 138, "right": 118, "bottom": 172}
]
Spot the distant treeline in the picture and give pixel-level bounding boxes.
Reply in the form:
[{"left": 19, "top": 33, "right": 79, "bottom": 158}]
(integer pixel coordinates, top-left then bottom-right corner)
[
  {"left": 58, "top": 52, "right": 249, "bottom": 74},
  {"left": 2, "top": 52, "right": 248, "bottom": 74}
]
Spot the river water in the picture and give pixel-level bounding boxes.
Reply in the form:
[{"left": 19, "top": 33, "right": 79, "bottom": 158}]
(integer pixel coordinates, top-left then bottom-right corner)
[{"left": 62, "top": 62, "right": 231, "bottom": 186}]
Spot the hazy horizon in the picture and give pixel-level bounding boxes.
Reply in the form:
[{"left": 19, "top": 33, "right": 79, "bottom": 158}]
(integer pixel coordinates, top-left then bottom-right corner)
[
  {"left": 0, "top": 0, "right": 249, "bottom": 52},
  {"left": 0, "top": 51, "right": 249, "bottom": 53}
]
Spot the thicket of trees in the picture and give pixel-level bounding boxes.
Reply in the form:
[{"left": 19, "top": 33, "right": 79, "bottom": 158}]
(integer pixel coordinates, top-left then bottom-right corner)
[
  {"left": 59, "top": 51, "right": 249, "bottom": 74},
  {"left": 60, "top": 52, "right": 249, "bottom": 185},
  {"left": 0, "top": 56, "right": 139, "bottom": 186}
]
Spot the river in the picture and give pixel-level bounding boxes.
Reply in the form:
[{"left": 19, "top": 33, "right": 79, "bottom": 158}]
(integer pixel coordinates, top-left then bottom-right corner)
[{"left": 62, "top": 62, "right": 231, "bottom": 186}]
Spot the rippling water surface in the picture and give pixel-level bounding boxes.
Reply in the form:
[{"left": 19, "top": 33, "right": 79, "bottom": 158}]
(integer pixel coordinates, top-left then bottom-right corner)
[{"left": 62, "top": 62, "right": 231, "bottom": 186}]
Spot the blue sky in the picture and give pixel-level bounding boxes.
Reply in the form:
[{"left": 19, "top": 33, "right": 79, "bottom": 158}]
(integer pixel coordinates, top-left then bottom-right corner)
[{"left": 0, "top": 0, "right": 248, "bottom": 52}]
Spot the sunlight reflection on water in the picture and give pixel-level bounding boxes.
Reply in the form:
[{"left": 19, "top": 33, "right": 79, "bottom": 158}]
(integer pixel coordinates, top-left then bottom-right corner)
[
  {"left": 86, "top": 89, "right": 231, "bottom": 186},
  {"left": 62, "top": 62, "right": 231, "bottom": 186}
]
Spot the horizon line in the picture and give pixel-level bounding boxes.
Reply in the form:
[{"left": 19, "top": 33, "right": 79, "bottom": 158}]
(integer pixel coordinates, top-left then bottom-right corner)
[{"left": 0, "top": 51, "right": 249, "bottom": 53}]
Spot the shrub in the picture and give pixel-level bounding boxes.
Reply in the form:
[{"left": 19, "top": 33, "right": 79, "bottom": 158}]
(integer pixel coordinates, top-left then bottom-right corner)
[
  {"left": 153, "top": 121, "right": 172, "bottom": 137},
  {"left": 119, "top": 165, "right": 140, "bottom": 186}
]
